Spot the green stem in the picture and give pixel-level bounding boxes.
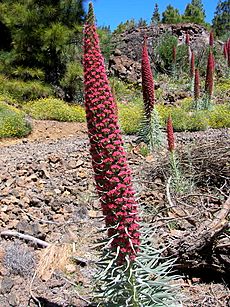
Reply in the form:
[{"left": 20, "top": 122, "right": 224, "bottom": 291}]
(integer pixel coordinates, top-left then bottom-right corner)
[
  {"left": 128, "top": 263, "right": 139, "bottom": 307},
  {"left": 169, "top": 151, "right": 182, "bottom": 192}
]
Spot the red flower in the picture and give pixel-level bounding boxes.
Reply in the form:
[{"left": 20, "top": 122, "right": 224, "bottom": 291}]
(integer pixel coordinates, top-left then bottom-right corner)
[
  {"left": 223, "top": 42, "right": 228, "bottom": 59},
  {"left": 205, "top": 50, "right": 215, "bottom": 97},
  {"left": 142, "top": 36, "right": 155, "bottom": 118},
  {"left": 209, "top": 31, "right": 214, "bottom": 47},
  {"left": 190, "top": 51, "right": 195, "bottom": 78},
  {"left": 227, "top": 39, "right": 230, "bottom": 67},
  {"left": 167, "top": 115, "right": 175, "bottom": 152},
  {"left": 83, "top": 3, "right": 140, "bottom": 263},
  {"left": 185, "top": 32, "right": 190, "bottom": 46}
]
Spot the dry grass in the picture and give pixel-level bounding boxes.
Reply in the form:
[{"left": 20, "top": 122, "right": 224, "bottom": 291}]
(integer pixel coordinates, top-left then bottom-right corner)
[{"left": 36, "top": 243, "right": 72, "bottom": 281}]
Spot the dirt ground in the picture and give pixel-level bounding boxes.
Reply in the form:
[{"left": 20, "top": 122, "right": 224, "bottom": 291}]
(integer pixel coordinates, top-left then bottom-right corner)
[{"left": 0, "top": 120, "right": 88, "bottom": 147}]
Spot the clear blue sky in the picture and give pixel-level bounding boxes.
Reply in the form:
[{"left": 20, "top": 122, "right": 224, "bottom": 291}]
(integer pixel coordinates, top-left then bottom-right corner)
[{"left": 85, "top": 0, "right": 219, "bottom": 30}]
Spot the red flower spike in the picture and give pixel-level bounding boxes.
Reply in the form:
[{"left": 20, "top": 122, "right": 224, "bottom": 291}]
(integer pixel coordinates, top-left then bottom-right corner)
[
  {"left": 83, "top": 3, "right": 140, "bottom": 264},
  {"left": 167, "top": 116, "right": 175, "bottom": 152},
  {"left": 142, "top": 36, "right": 155, "bottom": 119},
  {"left": 190, "top": 51, "right": 195, "bottom": 78},
  {"left": 209, "top": 31, "right": 214, "bottom": 47},
  {"left": 227, "top": 39, "right": 230, "bottom": 67},
  {"left": 223, "top": 42, "right": 228, "bottom": 59},
  {"left": 205, "top": 50, "right": 215, "bottom": 97},
  {"left": 185, "top": 32, "right": 190, "bottom": 46},
  {"left": 194, "top": 68, "right": 200, "bottom": 101}
]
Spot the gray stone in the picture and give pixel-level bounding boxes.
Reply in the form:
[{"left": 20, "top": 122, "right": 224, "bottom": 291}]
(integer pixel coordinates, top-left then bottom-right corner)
[{"left": 0, "top": 277, "right": 14, "bottom": 294}]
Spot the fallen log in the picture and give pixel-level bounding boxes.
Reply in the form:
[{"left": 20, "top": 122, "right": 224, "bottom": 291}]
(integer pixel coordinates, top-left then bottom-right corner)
[{"left": 167, "top": 196, "right": 230, "bottom": 277}]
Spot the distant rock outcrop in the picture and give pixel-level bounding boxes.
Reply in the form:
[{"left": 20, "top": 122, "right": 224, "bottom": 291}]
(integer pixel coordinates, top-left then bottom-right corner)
[{"left": 109, "top": 23, "right": 210, "bottom": 83}]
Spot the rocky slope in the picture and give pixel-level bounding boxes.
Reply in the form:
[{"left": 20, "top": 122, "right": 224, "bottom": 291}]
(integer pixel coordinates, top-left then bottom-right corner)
[{"left": 109, "top": 23, "right": 210, "bottom": 83}]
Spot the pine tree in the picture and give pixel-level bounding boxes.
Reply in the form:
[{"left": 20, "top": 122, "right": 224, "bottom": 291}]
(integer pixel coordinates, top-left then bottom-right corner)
[
  {"left": 212, "top": 0, "right": 230, "bottom": 38},
  {"left": 183, "top": 0, "right": 206, "bottom": 24},
  {"left": 138, "top": 18, "right": 148, "bottom": 27},
  {"left": 162, "top": 5, "right": 181, "bottom": 24},
  {"left": 0, "top": 0, "right": 86, "bottom": 84},
  {"left": 151, "top": 3, "right": 161, "bottom": 25}
]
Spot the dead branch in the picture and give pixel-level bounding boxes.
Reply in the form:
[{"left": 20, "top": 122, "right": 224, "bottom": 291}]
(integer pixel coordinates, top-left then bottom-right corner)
[
  {"left": 0, "top": 230, "right": 50, "bottom": 248},
  {"left": 166, "top": 177, "right": 196, "bottom": 226},
  {"left": 196, "top": 196, "right": 230, "bottom": 237}
]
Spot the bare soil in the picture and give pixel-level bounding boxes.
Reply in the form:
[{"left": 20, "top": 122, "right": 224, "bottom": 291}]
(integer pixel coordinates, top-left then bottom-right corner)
[{"left": 0, "top": 120, "right": 87, "bottom": 147}]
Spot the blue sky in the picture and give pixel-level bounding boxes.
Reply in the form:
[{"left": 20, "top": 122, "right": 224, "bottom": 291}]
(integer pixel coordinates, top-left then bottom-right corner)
[{"left": 85, "top": 0, "right": 219, "bottom": 30}]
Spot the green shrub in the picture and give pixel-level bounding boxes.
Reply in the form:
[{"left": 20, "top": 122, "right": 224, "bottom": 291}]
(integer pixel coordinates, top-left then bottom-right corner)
[
  {"left": 215, "top": 79, "right": 230, "bottom": 92},
  {"left": 60, "top": 61, "right": 83, "bottom": 103},
  {"left": 157, "top": 105, "right": 209, "bottom": 131},
  {"left": 0, "top": 74, "right": 53, "bottom": 104},
  {"left": 11, "top": 67, "right": 45, "bottom": 81},
  {"left": 154, "top": 33, "right": 188, "bottom": 75},
  {"left": 23, "top": 98, "right": 86, "bottom": 122},
  {"left": 0, "top": 102, "right": 32, "bottom": 138},
  {"left": 208, "top": 104, "right": 230, "bottom": 128},
  {"left": 0, "top": 94, "right": 17, "bottom": 106},
  {"left": 185, "top": 111, "right": 209, "bottom": 131},
  {"left": 109, "top": 77, "right": 141, "bottom": 104},
  {"left": 118, "top": 103, "right": 143, "bottom": 134}
]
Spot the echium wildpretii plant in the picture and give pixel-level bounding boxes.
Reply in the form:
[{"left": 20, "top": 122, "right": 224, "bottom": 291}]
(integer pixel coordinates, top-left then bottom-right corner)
[
  {"left": 189, "top": 51, "right": 195, "bottom": 91},
  {"left": 209, "top": 30, "right": 214, "bottom": 48},
  {"left": 84, "top": 3, "right": 181, "bottom": 306},
  {"left": 226, "top": 38, "right": 230, "bottom": 68},
  {"left": 84, "top": 1, "right": 140, "bottom": 265},
  {"left": 204, "top": 50, "right": 215, "bottom": 109},
  {"left": 193, "top": 68, "right": 201, "bottom": 110},
  {"left": 138, "top": 36, "right": 163, "bottom": 152},
  {"left": 167, "top": 116, "right": 189, "bottom": 194},
  {"left": 185, "top": 32, "right": 192, "bottom": 70}
]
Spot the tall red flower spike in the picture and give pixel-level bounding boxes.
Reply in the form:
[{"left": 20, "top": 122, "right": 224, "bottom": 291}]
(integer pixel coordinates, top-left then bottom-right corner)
[
  {"left": 205, "top": 50, "right": 215, "bottom": 97},
  {"left": 209, "top": 31, "right": 214, "bottom": 47},
  {"left": 167, "top": 115, "right": 175, "bottom": 152},
  {"left": 185, "top": 32, "right": 190, "bottom": 46},
  {"left": 142, "top": 36, "right": 155, "bottom": 119},
  {"left": 83, "top": 3, "right": 140, "bottom": 263},
  {"left": 190, "top": 51, "right": 195, "bottom": 78},
  {"left": 223, "top": 42, "right": 228, "bottom": 59},
  {"left": 227, "top": 39, "right": 230, "bottom": 67},
  {"left": 194, "top": 68, "right": 200, "bottom": 101}
]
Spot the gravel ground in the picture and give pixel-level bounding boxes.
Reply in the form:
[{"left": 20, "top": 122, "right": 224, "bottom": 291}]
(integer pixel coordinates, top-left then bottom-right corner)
[{"left": 0, "top": 122, "right": 229, "bottom": 306}]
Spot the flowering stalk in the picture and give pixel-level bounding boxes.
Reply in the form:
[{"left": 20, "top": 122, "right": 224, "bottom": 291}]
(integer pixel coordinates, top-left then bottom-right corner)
[
  {"left": 185, "top": 32, "right": 192, "bottom": 75},
  {"left": 84, "top": 2, "right": 140, "bottom": 264},
  {"left": 138, "top": 35, "right": 163, "bottom": 151},
  {"left": 84, "top": 5, "right": 181, "bottom": 306},
  {"left": 194, "top": 69, "right": 200, "bottom": 100},
  {"left": 204, "top": 50, "right": 215, "bottom": 108},
  {"left": 209, "top": 30, "right": 214, "bottom": 47},
  {"left": 193, "top": 68, "right": 200, "bottom": 109},
  {"left": 167, "top": 115, "right": 175, "bottom": 152},
  {"left": 167, "top": 116, "right": 188, "bottom": 194},
  {"left": 190, "top": 51, "right": 195, "bottom": 78},
  {"left": 228, "top": 39, "right": 230, "bottom": 67},
  {"left": 141, "top": 36, "right": 155, "bottom": 119},
  {"left": 185, "top": 32, "right": 190, "bottom": 46},
  {"left": 223, "top": 42, "right": 228, "bottom": 60}
]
